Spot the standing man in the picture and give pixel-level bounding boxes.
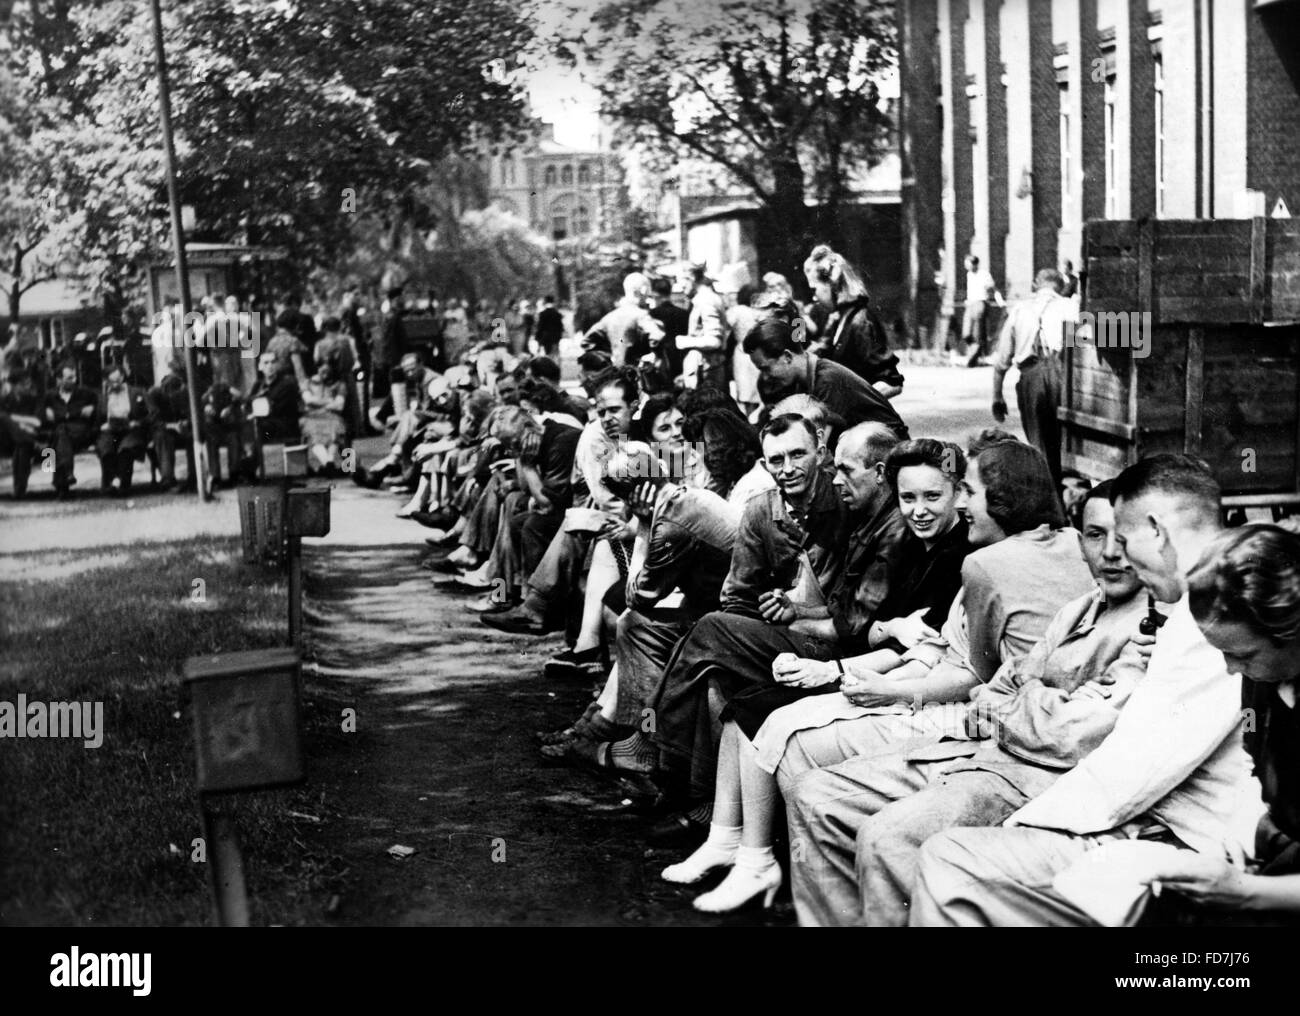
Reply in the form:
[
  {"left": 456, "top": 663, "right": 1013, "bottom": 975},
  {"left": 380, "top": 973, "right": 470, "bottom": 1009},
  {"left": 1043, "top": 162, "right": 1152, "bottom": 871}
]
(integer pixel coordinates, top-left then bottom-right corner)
[
  {"left": 534, "top": 295, "right": 565, "bottom": 359},
  {"left": 991, "top": 268, "right": 1076, "bottom": 486},
  {"left": 962, "top": 255, "right": 1004, "bottom": 367},
  {"left": 581, "top": 272, "right": 664, "bottom": 368},
  {"left": 679, "top": 263, "right": 728, "bottom": 390},
  {"left": 375, "top": 287, "right": 407, "bottom": 405}
]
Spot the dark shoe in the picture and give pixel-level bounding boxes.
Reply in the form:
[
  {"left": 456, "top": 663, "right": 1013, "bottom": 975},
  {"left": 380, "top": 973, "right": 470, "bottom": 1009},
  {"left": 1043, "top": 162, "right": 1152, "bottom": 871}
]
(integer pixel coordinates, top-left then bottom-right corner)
[
  {"left": 647, "top": 811, "right": 709, "bottom": 848},
  {"left": 481, "top": 607, "right": 549, "bottom": 635},
  {"left": 544, "top": 646, "right": 607, "bottom": 682},
  {"left": 478, "top": 597, "right": 519, "bottom": 615},
  {"left": 423, "top": 557, "right": 475, "bottom": 575}
]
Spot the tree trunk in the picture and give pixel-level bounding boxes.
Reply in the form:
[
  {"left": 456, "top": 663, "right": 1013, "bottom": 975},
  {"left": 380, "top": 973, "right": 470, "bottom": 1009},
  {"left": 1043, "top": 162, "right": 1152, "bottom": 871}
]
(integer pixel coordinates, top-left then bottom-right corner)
[
  {"left": 768, "top": 155, "right": 813, "bottom": 292},
  {"left": 9, "top": 241, "right": 24, "bottom": 323}
]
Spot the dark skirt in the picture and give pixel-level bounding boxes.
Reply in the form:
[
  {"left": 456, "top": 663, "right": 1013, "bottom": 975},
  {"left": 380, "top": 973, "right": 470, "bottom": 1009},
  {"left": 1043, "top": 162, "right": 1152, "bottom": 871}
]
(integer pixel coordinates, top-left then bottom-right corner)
[{"left": 721, "top": 681, "right": 841, "bottom": 742}]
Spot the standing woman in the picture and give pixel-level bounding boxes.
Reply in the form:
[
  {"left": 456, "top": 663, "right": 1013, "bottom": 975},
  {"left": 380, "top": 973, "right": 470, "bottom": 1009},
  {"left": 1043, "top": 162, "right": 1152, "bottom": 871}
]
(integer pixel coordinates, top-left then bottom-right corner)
[{"left": 803, "top": 245, "right": 904, "bottom": 400}]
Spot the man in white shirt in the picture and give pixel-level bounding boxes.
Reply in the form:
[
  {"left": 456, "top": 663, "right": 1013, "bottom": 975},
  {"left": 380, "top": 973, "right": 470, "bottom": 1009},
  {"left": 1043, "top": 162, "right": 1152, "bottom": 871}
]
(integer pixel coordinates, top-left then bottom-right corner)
[
  {"left": 962, "top": 255, "right": 1003, "bottom": 366},
  {"left": 910, "top": 455, "right": 1259, "bottom": 926},
  {"left": 991, "top": 268, "right": 1076, "bottom": 486}
]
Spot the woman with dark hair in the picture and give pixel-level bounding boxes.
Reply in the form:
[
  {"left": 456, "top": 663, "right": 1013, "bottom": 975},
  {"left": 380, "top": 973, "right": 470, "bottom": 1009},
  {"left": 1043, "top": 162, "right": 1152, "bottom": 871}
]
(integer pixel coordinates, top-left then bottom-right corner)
[
  {"left": 1134, "top": 524, "right": 1300, "bottom": 923},
  {"left": 682, "top": 407, "right": 770, "bottom": 505}
]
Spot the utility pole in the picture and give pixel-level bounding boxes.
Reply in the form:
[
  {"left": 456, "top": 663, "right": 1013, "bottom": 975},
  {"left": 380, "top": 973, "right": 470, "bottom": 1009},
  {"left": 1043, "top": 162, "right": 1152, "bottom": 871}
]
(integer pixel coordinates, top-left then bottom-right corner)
[{"left": 149, "top": 0, "right": 209, "bottom": 500}]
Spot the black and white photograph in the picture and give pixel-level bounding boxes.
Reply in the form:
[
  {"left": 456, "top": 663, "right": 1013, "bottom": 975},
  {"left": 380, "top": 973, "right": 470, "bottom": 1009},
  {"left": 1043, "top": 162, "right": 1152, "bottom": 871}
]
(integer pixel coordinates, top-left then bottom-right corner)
[{"left": 0, "top": 0, "right": 1297, "bottom": 981}]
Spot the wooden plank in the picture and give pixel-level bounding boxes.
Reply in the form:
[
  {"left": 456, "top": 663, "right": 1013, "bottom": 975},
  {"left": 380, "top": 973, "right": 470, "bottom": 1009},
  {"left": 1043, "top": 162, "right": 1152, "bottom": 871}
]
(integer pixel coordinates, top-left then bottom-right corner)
[
  {"left": 1062, "top": 450, "right": 1128, "bottom": 484},
  {"left": 1138, "top": 219, "right": 1154, "bottom": 317},
  {"left": 1223, "top": 493, "right": 1300, "bottom": 508},
  {"left": 1184, "top": 327, "right": 1204, "bottom": 455},
  {"left": 1058, "top": 407, "right": 1137, "bottom": 441},
  {"left": 1251, "top": 216, "right": 1267, "bottom": 326}
]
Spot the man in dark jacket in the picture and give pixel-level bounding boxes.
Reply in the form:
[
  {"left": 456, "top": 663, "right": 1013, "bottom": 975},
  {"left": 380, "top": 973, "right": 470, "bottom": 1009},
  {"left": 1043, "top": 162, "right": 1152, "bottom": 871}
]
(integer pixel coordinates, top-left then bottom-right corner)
[
  {"left": 746, "top": 318, "right": 909, "bottom": 440},
  {"left": 42, "top": 364, "right": 99, "bottom": 497}
]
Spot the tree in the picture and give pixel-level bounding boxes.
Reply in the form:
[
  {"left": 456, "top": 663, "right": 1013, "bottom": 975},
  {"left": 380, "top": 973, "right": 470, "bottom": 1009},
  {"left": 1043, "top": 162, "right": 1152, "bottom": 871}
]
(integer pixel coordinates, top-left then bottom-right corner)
[
  {"left": 3, "top": 0, "right": 535, "bottom": 307},
  {"left": 567, "top": 0, "right": 896, "bottom": 279}
]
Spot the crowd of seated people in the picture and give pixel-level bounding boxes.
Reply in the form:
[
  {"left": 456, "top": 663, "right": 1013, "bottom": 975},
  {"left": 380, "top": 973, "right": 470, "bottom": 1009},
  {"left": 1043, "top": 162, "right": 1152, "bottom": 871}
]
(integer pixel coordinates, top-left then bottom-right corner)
[
  {"left": 359, "top": 254, "right": 1298, "bottom": 926},
  {"left": 0, "top": 301, "right": 372, "bottom": 497}
]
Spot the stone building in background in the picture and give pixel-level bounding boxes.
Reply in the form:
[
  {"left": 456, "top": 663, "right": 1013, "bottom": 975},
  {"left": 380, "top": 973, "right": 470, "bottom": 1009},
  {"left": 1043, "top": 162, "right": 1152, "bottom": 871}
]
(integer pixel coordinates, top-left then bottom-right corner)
[
  {"left": 899, "top": 0, "right": 1300, "bottom": 347},
  {"left": 483, "top": 121, "right": 620, "bottom": 241}
]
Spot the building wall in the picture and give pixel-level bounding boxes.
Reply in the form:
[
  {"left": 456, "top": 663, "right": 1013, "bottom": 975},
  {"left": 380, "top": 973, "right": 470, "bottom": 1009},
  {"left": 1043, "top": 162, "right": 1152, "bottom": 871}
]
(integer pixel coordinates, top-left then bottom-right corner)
[
  {"left": 485, "top": 138, "right": 618, "bottom": 240},
  {"left": 902, "top": 0, "right": 1300, "bottom": 344}
]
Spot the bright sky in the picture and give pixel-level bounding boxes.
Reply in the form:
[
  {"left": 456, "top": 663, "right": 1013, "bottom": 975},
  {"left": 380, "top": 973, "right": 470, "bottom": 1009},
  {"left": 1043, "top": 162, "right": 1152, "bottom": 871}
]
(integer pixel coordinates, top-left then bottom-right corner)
[
  {"left": 525, "top": 63, "right": 602, "bottom": 149},
  {"left": 523, "top": 0, "right": 603, "bottom": 149}
]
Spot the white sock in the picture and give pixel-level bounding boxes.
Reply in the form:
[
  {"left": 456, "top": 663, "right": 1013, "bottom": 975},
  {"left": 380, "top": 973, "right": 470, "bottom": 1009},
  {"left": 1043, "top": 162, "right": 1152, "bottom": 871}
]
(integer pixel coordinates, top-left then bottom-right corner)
[
  {"left": 734, "top": 844, "right": 777, "bottom": 872},
  {"left": 705, "top": 823, "right": 743, "bottom": 853}
]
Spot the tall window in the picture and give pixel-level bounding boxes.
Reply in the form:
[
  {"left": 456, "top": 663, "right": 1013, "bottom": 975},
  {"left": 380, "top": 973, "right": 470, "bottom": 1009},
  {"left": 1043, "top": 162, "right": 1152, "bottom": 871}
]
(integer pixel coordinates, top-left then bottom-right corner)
[
  {"left": 1153, "top": 51, "right": 1166, "bottom": 217},
  {"left": 578, "top": 162, "right": 591, "bottom": 185},
  {"left": 1058, "top": 81, "right": 1071, "bottom": 222},
  {"left": 1103, "top": 75, "right": 1118, "bottom": 219},
  {"left": 574, "top": 205, "right": 590, "bottom": 234},
  {"left": 561, "top": 164, "right": 574, "bottom": 185},
  {"left": 544, "top": 165, "right": 557, "bottom": 186},
  {"left": 552, "top": 215, "right": 567, "bottom": 240}
]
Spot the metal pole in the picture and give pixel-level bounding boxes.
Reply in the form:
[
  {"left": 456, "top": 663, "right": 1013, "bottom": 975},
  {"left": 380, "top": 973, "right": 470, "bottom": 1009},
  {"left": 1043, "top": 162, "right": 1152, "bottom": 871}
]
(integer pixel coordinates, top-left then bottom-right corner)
[
  {"left": 149, "top": 0, "right": 209, "bottom": 501},
  {"left": 287, "top": 532, "right": 303, "bottom": 647},
  {"left": 199, "top": 797, "right": 250, "bottom": 927}
]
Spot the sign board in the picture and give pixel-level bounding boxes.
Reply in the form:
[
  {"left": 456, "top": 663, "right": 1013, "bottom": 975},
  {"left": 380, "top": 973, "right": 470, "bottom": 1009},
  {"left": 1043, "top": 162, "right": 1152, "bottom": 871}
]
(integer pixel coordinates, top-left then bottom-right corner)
[{"left": 185, "top": 647, "right": 304, "bottom": 794}]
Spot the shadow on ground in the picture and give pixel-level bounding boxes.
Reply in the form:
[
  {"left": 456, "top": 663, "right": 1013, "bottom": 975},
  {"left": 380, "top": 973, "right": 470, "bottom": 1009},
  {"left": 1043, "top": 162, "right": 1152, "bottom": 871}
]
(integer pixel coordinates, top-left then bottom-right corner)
[{"left": 298, "top": 539, "right": 793, "bottom": 926}]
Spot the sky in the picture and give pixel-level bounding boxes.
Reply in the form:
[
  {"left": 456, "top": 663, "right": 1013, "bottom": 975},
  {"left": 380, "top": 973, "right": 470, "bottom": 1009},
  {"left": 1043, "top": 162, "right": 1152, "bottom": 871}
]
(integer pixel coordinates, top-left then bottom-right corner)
[{"left": 523, "top": 0, "right": 604, "bottom": 149}]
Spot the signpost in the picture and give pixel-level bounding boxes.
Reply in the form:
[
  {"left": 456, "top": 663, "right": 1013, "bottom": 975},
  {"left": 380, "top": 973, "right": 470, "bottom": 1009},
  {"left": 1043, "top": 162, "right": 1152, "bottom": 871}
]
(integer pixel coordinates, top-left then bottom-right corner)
[{"left": 184, "top": 647, "right": 305, "bottom": 926}]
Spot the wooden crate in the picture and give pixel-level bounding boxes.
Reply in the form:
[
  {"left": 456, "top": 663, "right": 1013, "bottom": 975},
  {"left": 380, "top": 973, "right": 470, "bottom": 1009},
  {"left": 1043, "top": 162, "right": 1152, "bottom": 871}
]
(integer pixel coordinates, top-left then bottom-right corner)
[{"left": 1062, "top": 218, "right": 1300, "bottom": 512}]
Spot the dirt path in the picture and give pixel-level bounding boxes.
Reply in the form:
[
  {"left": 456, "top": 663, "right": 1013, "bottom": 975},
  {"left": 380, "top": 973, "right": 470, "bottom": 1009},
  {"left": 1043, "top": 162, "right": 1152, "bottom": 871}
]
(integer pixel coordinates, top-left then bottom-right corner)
[{"left": 298, "top": 481, "right": 789, "bottom": 926}]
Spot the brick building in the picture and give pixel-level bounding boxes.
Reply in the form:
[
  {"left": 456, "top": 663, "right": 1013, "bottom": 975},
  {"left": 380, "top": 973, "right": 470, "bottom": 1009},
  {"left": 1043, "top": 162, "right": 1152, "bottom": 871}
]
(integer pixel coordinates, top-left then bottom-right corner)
[
  {"left": 483, "top": 122, "right": 620, "bottom": 241},
  {"left": 899, "top": 0, "right": 1300, "bottom": 344}
]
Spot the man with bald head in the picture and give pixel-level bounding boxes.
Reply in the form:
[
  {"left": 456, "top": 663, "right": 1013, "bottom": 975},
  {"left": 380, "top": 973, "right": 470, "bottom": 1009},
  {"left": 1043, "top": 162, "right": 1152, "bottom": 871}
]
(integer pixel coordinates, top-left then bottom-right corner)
[{"left": 582, "top": 272, "right": 665, "bottom": 368}]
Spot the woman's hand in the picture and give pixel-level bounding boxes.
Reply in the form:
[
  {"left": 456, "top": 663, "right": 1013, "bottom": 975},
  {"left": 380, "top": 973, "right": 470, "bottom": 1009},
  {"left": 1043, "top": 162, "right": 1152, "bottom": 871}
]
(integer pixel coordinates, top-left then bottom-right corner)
[
  {"left": 1148, "top": 854, "right": 1259, "bottom": 909},
  {"left": 884, "top": 608, "right": 940, "bottom": 649},
  {"left": 772, "top": 653, "right": 837, "bottom": 689},
  {"left": 840, "top": 671, "right": 900, "bottom": 708},
  {"left": 626, "top": 481, "right": 658, "bottom": 519}
]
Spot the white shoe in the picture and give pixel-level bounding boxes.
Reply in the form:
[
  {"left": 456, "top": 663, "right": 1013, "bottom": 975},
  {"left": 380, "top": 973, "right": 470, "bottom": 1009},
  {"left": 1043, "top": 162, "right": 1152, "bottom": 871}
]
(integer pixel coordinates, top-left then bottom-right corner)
[
  {"left": 692, "top": 862, "right": 782, "bottom": 913},
  {"left": 661, "top": 843, "right": 736, "bottom": 885}
]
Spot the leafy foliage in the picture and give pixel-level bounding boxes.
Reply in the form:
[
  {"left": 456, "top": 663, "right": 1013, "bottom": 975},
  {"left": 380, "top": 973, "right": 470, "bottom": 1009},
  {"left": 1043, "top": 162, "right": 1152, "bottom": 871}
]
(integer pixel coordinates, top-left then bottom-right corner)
[
  {"left": 1, "top": 0, "right": 534, "bottom": 313},
  {"left": 566, "top": 0, "right": 896, "bottom": 270}
]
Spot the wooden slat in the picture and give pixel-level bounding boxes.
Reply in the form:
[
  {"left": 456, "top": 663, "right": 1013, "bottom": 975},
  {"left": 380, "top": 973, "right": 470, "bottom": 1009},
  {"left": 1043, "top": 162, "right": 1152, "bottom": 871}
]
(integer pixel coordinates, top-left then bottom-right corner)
[
  {"left": 1223, "top": 493, "right": 1300, "bottom": 508},
  {"left": 1184, "top": 327, "right": 1204, "bottom": 454},
  {"left": 1058, "top": 407, "right": 1137, "bottom": 440},
  {"left": 1139, "top": 219, "right": 1154, "bottom": 317},
  {"left": 1251, "top": 216, "right": 1267, "bottom": 326},
  {"left": 1062, "top": 450, "right": 1128, "bottom": 483}
]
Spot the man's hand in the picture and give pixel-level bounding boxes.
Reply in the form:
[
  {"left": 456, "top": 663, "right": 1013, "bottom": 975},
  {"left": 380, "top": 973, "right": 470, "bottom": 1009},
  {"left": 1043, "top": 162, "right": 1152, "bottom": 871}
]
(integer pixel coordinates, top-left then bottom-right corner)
[
  {"left": 80, "top": 404, "right": 95, "bottom": 418},
  {"left": 758, "top": 589, "right": 797, "bottom": 625},
  {"left": 626, "top": 481, "right": 658, "bottom": 519},
  {"left": 1130, "top": 630, "right": 1157, "bottom": 660},
  {"left": 1147, "top": 854, "right": 1259, "bottom": 909},
  {"left": 772, "top": 653, "right": 837, "bottom": 689},
  {"left": 992, "top": 400, "right": 1008, "bottom": 423},
  {"left": 885, "top": 608, "right": 940, "bottom": 649},
  {"left": 531, "top": 494, "right": 553, "bottom": 513}
]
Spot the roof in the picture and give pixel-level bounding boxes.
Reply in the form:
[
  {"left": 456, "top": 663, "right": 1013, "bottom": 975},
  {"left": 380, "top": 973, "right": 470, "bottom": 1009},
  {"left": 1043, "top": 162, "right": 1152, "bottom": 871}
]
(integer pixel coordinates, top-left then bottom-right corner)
[{"left": 11, "top": 279, "right": 96, "bottom": 318}]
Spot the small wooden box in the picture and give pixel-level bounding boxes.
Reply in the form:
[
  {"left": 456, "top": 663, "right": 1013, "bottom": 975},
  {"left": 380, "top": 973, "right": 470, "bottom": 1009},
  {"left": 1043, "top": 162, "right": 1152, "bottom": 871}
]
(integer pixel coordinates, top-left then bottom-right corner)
[
  {"left": 184, "top": 648, "right": 304, "bottom": 794},
  {"left": 286, "top": 486, "right": 331, "bottom": 537}
]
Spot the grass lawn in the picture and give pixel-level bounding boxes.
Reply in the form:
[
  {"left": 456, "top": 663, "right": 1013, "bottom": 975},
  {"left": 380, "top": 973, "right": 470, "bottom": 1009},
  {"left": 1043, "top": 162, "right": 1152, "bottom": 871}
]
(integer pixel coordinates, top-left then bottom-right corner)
[{"left": 0, "top": 534, "right": 352, "bottom": 926}]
